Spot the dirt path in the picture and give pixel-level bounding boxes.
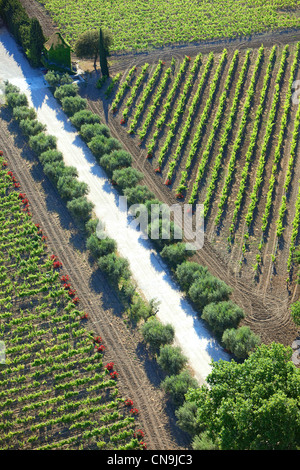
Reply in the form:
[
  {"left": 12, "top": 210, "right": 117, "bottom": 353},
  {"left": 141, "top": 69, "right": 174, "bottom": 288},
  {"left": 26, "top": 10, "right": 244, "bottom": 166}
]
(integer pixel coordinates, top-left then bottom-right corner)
[{"left": 0, "top": 106, "right": 190, "bottom": 450}]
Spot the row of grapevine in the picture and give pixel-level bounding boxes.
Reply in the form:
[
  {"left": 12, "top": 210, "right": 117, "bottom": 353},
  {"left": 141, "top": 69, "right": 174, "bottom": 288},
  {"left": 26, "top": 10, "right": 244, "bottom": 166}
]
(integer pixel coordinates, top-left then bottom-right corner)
[
  {"left": 137, "top": 66, "right": 172, "bottom": 141},
  {"left": 122, "top": 63, "right": 150, "bottom": 120},
  {"left": 128, "top": 60, "right": 164, "bottom": 134},
  {"left": 156, "top": 54, "right": 202, "bottom": 170},
  {"left": 188, "top": 49, "right": 239, "bottom": 204},
  {"left": 202, "top": 49, "right": 251, "bottom": 215},
  {"left": 214, "top": 45, "right": 265, "bottom": 225},
  {"left": 287, "top": 182, "right": 300, "bottom": 272},
  {"left": 175, "top": 48, "right": 228, "bottom": 196},
  {"left": 276, "top": 46, "right": 300, "bottom": 239},
  {"left": 244, "top": 45, "right": 289, "bottom": 232},
  {"left": 228, "top": 45, "right": 277, "bottom": 236},
  {"left": 111, "top": 65, "right": 136, "bottom": 111},
  {"left": 165, "top": 52, "right": 214, "bottom": 183},
  {"left": 0, "top": 158, "right": 144, "bottom": 450},
  {"left": 260, "top": 43, "right": 300, "bottom": 237},
  {"left": 146, "top": 56, "right": 190, "bottom": 157}
]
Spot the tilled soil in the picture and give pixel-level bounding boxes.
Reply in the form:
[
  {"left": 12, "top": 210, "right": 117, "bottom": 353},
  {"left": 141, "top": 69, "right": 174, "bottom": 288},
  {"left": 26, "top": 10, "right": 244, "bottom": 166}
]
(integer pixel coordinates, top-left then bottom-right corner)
[{"left": 0, "top": 106, "right": 191, "bottom": 451}]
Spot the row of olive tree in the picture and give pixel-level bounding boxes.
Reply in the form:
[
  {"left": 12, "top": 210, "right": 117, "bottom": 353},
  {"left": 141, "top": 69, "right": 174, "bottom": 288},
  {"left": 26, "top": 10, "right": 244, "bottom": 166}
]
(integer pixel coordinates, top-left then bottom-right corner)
[{"left": 5, "top": 81, "right": 94, "bottom": 223}]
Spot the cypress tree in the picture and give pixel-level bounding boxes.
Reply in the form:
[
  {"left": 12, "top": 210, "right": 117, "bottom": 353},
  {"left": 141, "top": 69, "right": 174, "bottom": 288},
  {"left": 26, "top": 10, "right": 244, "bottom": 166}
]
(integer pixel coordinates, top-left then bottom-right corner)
[
  {"left": 99, "top": 28, "right": 109, "bottom": 77},
  {"left": 28, "top": 18, "right": 45, "bottom": 67}
]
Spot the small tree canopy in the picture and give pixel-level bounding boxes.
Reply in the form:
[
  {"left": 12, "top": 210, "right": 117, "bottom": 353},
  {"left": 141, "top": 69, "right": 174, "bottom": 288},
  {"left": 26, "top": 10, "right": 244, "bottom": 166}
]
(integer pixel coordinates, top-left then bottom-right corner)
[
  {"left": 112, "top": 167, "right": 144, "bottom": 190},
  {"left": 161, "top": 243, "right": 193, "bottom": 269},
  {"left": 181, "top": 342, "right": 300, "bottom": 450},
  {"left": 221, "top": 326, "right": 261, "bottom": 359},
  {"left": 141, "top": 316, "right": 174, "bottom": 351},
  {"left": 161, "top": 370, "right": 198, "bottom": 407},
  {"left": 157, "top": 344, "right": 188, "bottom": 375},
  {"left": 74, "top": 28, "right": 113, "bottom": 69},
  {"left": 201, "top": 300, "right": 245, "bottom": 336}
]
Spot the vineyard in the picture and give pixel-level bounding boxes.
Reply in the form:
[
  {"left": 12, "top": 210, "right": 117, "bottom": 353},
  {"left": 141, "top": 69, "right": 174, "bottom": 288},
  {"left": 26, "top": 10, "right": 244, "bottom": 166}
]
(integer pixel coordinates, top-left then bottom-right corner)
[
  {"left": 0, "top": 155, "right": 145, "bottom": 450},
  {"left": 36, "top": 0, "right": 300, "bottom": 52},
  {"left": 1, "top": 0, "right": 300, "bottom": 452},
  {"left": 109, "top": 43, "right": 300, "bottom": 293}
]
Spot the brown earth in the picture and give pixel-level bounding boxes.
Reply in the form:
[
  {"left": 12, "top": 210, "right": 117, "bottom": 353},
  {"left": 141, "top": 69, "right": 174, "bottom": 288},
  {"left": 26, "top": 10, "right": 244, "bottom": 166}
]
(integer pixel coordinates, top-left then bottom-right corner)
[{"left": 0, "top": 106, "right": 191, "bottom": 451}]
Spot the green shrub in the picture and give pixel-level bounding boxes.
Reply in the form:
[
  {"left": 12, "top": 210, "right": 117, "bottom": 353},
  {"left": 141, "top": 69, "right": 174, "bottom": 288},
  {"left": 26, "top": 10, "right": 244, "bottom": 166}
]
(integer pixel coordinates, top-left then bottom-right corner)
[
  {"left": 70, "top": 110, "right": 101, "bottom": 129},
  {"left": 201, "top": 301, "right": 245, "bottom": 336},
  {"left": 66, "top": 196, "right": 94, "bottom": 222},
  {"left": 161, "top": 243, "right": 193, "bottom": 269},
  {"left": 80, "top": 123, "right": 110, "bottom": 142},
  {"left": 4, "top": 82, "right": 20, "bottom": 94},
  {"left": 13, "top": 105, "right": 36, "bottom": 121},
  {"left": 141, "top": 316, "right": 174, "bottom": 351},
  {"left": 39, "top": 149, "right": 64, "bottom": 165},
  {"left": 43, "top": 162, "right": 78, "bottom": 183},
  {"left": 89, "top": 136, "right": 122, "bottom": 159},
  {"left": 29, "top": 132, "right": 57, "bottom": 155},
  {"left": 45, "top": 70, "right": 72, "bottom": 88},
  {"left": 175, "top": 261, "right": 208, "bottom": 292},
  {"left": 175, "top": 401, "right": 200, "bottom": 436},
  {"left": 188, "top": 274, "right": 232, "bottom": 311},
  {"left": 192, "top": 432, "right": 218, "bottom": 450},
  {"left": 98, "top": 253, "right": 131, "bottom": 284},
  {"left": 222, "top": 326, "right": 261, "bottom": 359},
  {"left": 157, "top": 345, "right": 187, "bottom": 375},
  {"left": 19, "top": 118, "right": 46, "bottom": 137},
  {"left": 100, "top": 149, "right": 132, "bottom": 173},
  {"left": 161, "top": 370, "right": 198, "bottom": 407},
  {"left": 56, "top": 175, "right": 89, "bottom": 200},
  {"left": 290, "top": 301, "right": 300, "bottom": 326},
  {"left": 123, "top": 185, "right": 155, "bottom": 206},
  {"left": 43, "top": 161, "right": 67, "bottom": 182},
  {"left": 61, "top": 95, "right": 87, "bottom": 116},
  {"left": 54, "top": 83, "right": 79, "bottom": 102},
  {"left": 112, "top": 167, "right": 144, "bottom": 190},
  {"left": 6, "top": 92, "right": 28, "bottom": 108},
  {"left": 129, "top": 297, "right": 159, "bottom": 322},
  {"left": 86, "top": 233, "right": 116, "bottom": 257},
  {"left": 85, "top": 218, "right": 100, "bottom": 236}
]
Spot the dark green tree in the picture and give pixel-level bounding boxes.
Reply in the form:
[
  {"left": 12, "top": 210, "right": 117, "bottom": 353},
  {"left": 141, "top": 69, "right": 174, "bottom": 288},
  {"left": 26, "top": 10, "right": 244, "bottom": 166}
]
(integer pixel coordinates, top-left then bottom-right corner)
[
  {"left": 99, "top": 27, "right": 109, "bottom": 77},
  {"left": 180, "top": 342, "right": 300, "bottom": 449},
  {"left": 74, "top": 28, "right": 112, "bottom": 71},
  {"left": 28, "top": 17, "right": 45, "bottom": 67}
]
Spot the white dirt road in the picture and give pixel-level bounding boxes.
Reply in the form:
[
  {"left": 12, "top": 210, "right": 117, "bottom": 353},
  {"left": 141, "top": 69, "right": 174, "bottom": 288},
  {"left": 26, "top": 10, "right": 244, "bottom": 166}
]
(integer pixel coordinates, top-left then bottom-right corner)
[{"left": 0, "top": 27, "right": 230, "bottom": 384}]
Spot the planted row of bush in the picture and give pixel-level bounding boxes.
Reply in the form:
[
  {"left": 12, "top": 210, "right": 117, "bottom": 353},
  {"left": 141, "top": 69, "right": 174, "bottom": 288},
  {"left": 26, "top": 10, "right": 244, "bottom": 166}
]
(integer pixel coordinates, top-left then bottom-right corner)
[
  {"left": 175, "top": 261, "right": 260, "bottom": 358},
  {"left": 5, "top": 81, "right": 94, "bottom": 224}
]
